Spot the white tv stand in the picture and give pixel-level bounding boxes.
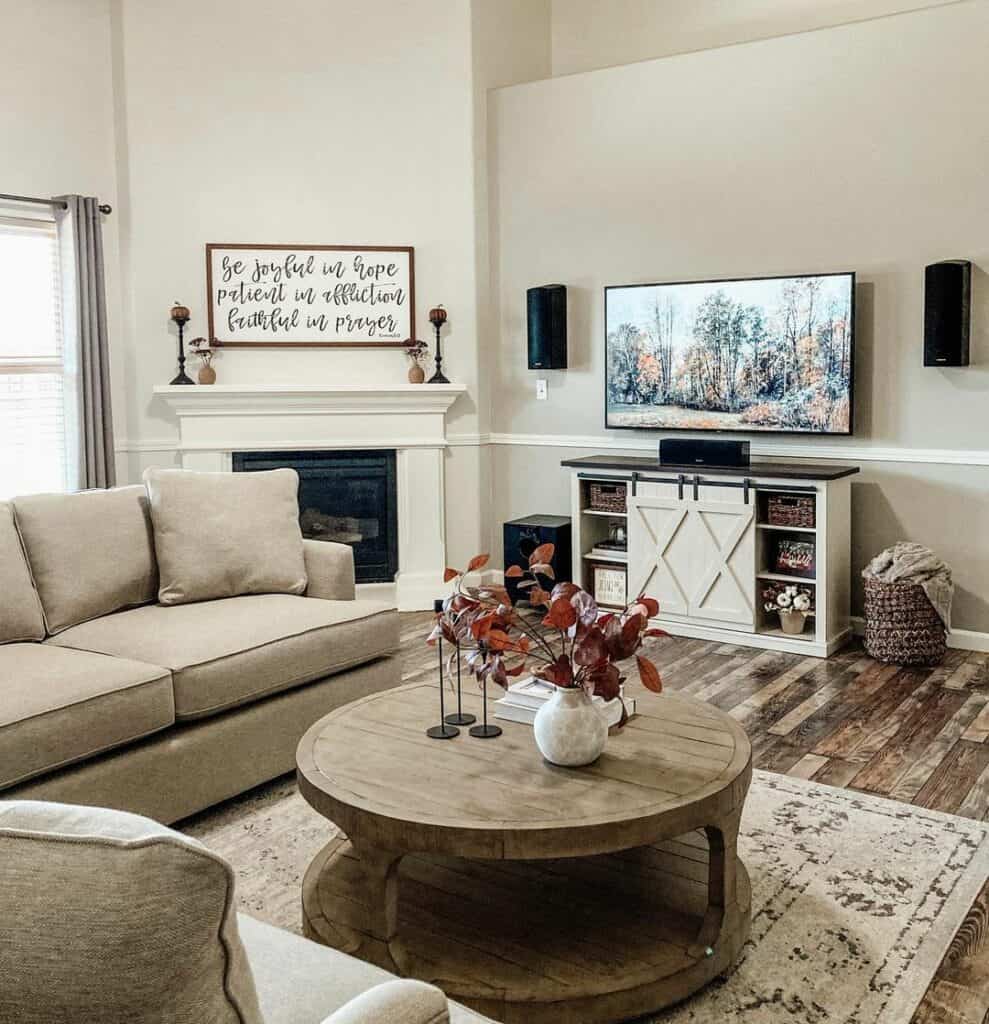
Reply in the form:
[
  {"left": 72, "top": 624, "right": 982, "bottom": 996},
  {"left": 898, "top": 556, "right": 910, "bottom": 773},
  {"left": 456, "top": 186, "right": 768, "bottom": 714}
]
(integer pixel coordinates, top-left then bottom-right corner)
[{"left": 562, "top": 455, "right": 860, "bottom": 658}]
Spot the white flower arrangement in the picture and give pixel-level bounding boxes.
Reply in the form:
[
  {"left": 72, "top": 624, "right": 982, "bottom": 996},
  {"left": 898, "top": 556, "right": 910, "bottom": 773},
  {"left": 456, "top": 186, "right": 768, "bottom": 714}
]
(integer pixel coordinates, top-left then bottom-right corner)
[
  {"left": 763, "top": 583, "right": 813, "bottom": 615},
  {"left": 188, "top": 336, "right": 214, "bottom": 367}
]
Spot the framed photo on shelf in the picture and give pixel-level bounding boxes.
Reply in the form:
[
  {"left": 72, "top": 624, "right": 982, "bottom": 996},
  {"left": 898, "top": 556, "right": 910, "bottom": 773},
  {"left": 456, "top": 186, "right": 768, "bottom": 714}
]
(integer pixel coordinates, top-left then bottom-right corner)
[
  {"left": 773, "top": 537, "right": 816, "bottom": 578},
  {"left": 589, "top": 561, "right": 627, "bottom": 608}
]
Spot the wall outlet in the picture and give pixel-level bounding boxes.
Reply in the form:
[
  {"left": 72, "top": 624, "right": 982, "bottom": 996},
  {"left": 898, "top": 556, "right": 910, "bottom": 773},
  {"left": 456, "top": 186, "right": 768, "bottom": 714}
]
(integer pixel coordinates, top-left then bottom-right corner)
[{"left": 535, "top": 378, "right": 548, "bottom": 400}]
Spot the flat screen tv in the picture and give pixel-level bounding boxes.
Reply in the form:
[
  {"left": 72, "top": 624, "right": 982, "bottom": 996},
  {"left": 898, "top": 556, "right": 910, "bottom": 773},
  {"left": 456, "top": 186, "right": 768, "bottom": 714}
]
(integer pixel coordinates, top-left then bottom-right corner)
[{"left": 605, "top": 271, "right": 855, "bottom": 435}]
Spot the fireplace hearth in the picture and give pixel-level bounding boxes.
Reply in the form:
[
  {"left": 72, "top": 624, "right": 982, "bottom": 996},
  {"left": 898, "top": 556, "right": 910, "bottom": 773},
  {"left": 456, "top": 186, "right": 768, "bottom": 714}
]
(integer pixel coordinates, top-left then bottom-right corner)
[{"left": 233, "top": 450, "right": 398, "bottom": 583}]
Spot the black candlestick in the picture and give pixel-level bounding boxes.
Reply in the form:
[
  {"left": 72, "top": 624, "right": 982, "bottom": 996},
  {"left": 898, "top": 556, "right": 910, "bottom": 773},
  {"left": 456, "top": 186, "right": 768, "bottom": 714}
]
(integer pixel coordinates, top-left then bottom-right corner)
[
  {"left": 444, "top": 641, "right": 476, "bottom": 727},
  {"left": 169, "top": 302, "right": 195, "bottom": 386},
  {"left": 469, "top": 672, "right": 502, "bottom": 739},
  {"left": 427, "top": 599, "right": 459, "bottom": 739},
  {"left": 427, "top": 304, "right": 450, "bottom": 384}
]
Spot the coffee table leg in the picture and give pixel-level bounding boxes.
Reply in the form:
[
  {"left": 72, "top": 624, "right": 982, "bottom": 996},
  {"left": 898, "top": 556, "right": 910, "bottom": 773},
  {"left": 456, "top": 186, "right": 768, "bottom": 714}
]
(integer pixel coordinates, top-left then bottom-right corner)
[
  {"left": 352, "top": 841, "right": 404, "bottom": 945},
  {"left": 692, "top": 807, "right": 742, "bottom": 957}
]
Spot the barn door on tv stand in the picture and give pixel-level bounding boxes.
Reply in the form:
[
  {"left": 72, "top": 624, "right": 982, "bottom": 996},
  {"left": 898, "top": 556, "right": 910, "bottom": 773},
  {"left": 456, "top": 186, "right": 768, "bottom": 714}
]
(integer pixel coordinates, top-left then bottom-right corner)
[
  {"left": 628, "top": 491, "right": 755, "bottom": 628},
  {"left": 687, "top": 500, "right": 755, "bottom": 627},
  {"left": 627, "top": 494, "right": 692, "bottom": 617}
]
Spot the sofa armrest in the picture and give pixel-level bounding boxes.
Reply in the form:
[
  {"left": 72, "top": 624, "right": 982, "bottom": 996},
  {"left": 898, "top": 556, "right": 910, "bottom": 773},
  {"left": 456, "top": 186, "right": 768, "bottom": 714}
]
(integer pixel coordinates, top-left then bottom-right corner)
[
  {"left": 303, "top": 539, "right": 356, "bottom": 601},
  {"left": 319, "top": 980, "right": 449, "bottom": 1024}
]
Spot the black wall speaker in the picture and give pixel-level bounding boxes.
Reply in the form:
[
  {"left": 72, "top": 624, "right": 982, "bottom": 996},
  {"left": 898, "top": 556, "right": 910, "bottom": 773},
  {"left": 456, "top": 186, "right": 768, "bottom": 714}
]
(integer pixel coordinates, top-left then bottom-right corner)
[
  {"left": 527, "top": 284, "right": 567, "bottom": 369},
  {"left": 503, "top": 514, "right": 571, "bottom": 604},
  {"left": 659, "top": 438, "right": 751, "bottom": 468},
  {"left": 924, "top": 260, "right": 971, "bottom": 367}
]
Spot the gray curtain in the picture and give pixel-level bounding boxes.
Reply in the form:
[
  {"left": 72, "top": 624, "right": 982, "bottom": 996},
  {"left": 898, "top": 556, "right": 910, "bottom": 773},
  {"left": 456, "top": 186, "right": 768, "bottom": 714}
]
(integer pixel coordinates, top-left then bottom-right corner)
[{"left": 55, "top": 195, "right": 116, "bottom": 489}]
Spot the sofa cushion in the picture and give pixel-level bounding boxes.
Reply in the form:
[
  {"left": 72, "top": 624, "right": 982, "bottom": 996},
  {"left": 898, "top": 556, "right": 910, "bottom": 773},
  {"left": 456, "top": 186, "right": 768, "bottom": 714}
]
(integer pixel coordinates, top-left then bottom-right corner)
[
  {"left": 0, "top": 502, "right": 45, "bottom": 643},
  {"left": 51, "top": 594, "right": 399, "bottom": 721},
  {"left": 0, "top": 801, "right": 262, "bottom": 1024},
  {"left": 13, "top": 485, "right": 158, "bottom": 635},
  {"left": 237, "top": 915, "right": 493, "bottom": 1024},
  {"left": 0, "top": 644, "right": 174, "bottom": 790},
  {"left": 144, "top": 467, "right": 307, "bottom": 606}
]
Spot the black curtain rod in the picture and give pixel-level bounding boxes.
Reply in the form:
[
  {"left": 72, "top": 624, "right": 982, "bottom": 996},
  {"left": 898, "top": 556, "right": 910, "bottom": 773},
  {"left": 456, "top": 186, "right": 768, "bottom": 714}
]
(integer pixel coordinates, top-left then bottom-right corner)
[{"left": 0, "top": 192, "right": 112, "bottom": 215}]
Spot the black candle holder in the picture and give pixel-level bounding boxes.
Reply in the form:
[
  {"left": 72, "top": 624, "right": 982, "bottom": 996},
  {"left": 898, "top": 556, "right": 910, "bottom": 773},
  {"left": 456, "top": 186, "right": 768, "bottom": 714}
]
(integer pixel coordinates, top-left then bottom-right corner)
[
  {"left": 469, "top": 673, "right": 502, "bottom": 739},
  {"left": 426, "top": 599, "right": 459, "bottom": 740},
  {"left": 427, "top": 304, "right": 450, "bottom": 384},
  {"left": 169, "top": 302, "right": 195, "bottom": 386},
  {"left": 444, "top": 641, "right": 476, "bottom": 727}
]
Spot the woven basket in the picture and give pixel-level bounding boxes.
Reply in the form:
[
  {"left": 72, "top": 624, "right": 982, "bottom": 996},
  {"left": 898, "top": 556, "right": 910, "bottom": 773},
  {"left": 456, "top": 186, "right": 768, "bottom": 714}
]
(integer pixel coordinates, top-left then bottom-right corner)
[
  {"left": 767, "top": 494, "right": 815, "bottom": 528},
  {"left": 863, "top": 577, "right": 947, "bottom": 666},
  {"left": 588, "top": 482, "right": 626, "bottom": 513}
]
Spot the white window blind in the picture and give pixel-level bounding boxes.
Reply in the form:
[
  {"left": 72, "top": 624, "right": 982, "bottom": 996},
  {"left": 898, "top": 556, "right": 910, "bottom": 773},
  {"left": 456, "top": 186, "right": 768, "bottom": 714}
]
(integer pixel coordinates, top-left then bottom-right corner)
[{"left": 0, "top": 215, "right": 68, "bottom": 499}]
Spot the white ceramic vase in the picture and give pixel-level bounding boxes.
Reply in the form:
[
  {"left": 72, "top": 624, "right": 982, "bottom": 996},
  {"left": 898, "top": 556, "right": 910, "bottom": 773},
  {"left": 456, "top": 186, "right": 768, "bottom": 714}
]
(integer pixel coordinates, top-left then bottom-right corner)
[{"left": 533, "top": 687, "right": 608, "bottom": 767}]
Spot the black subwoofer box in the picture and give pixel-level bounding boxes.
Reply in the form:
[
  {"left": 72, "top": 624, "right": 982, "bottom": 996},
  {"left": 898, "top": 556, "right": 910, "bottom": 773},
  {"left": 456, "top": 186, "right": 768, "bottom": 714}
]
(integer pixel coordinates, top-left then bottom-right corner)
[{"left": 503, "top": 514, "right": 571, "bottom": 604}]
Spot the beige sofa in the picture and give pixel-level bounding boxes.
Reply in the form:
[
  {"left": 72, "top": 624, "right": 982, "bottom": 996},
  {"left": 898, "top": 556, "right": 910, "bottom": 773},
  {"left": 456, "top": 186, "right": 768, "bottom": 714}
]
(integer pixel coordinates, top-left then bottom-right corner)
[
  {"left": 0, "top": 800, "right": 493, "bottom": 1023},
  {"left": 0, "top": 483, "right": 401, "bottom": 823}
]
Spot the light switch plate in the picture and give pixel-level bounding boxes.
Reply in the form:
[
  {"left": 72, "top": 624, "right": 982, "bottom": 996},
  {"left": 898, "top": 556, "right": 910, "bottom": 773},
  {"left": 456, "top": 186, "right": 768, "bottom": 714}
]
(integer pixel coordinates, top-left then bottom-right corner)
[{"left": 536, "top": 379, "right": 548, "bottom": 400}]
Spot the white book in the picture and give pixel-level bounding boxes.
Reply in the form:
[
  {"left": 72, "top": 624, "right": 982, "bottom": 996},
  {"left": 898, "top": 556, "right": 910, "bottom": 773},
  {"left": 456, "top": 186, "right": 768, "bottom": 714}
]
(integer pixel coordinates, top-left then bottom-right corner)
[{"left": 502, "top": 678, "right": 556, "bottom": 710}]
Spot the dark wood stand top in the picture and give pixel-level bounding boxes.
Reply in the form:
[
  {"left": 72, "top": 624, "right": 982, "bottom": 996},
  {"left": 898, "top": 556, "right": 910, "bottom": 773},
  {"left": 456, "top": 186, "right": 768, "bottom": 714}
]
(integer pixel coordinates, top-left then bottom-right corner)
[{"left": 561, "top": 453, "right": 860, "bottom": 481}]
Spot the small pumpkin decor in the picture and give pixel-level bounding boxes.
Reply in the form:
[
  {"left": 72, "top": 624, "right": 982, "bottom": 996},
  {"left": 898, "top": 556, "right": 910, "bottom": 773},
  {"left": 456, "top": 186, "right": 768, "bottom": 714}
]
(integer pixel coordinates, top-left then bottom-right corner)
[
  {"left": 429, "top": 546, "right": 666, "bottom": 766},
  {"left": 404, "top": 338, "right": 428, "bottom": 384}
]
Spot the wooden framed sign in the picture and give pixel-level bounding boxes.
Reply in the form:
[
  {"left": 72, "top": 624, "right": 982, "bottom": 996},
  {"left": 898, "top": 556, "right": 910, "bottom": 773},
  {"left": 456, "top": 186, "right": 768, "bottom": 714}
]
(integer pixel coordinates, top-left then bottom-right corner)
[{"left": 206, "top": 243, "right": 414, "bottom": 348}]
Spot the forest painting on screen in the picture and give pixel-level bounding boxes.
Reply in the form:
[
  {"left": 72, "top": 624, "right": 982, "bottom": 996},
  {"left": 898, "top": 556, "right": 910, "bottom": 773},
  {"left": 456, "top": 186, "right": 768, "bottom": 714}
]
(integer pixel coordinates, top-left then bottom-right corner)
[{"left": 606, "top": 273, "right": 854, "bottom": 434}]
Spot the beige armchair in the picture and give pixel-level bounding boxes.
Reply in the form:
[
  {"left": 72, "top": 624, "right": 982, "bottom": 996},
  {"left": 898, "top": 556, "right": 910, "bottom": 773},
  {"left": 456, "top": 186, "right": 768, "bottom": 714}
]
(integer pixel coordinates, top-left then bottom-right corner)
[{"left": 0, "top": 801, "right": 490, "bottom": 1024}]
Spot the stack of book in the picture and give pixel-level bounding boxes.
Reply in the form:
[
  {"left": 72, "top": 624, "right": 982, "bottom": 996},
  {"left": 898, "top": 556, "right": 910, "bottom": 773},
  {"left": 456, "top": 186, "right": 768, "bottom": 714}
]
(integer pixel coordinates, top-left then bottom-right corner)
[{"left": 493, "top": 677, "right": 635, "bottom": 728}]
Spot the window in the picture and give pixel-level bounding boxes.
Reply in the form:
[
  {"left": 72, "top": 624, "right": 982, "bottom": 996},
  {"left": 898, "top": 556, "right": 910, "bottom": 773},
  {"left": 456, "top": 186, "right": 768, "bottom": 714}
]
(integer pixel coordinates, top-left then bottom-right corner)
[{"left": 0, "top": 215, "right": 68, "bottom": 499}]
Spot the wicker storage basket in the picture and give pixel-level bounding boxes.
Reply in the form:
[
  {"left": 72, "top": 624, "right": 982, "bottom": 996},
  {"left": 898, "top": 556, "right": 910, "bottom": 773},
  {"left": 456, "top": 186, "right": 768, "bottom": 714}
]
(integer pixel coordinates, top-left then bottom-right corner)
[
  {"left": 863, "top": 577, "right": 947, "bottom": 666},
  {"left": 588, "top": 482, "right": 626, "bottom": 513},
  {"left": 767, "top": 494, "right": 815, "bottom": 528}
]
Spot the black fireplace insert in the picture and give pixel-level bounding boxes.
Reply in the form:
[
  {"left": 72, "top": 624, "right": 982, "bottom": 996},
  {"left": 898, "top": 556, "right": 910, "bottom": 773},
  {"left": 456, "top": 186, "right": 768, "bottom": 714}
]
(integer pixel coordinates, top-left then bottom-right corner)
[{"left": 232, "top": 450, "right": 398, "bottom": 583}]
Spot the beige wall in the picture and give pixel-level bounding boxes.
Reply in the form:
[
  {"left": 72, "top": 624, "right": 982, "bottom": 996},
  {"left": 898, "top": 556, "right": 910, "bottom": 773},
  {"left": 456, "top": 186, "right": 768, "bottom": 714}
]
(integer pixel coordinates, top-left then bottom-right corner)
[
  {"left": 1, "top": 0, "right": 552, "bottom": 567},
  {"left": 550, "top": 0, "right": 963, "bottom": 76},
  {"left": 0, "top": 0, "right": 127, "bottom": 478},
  {"left": 489, "top": 1, "right": 989, "bottom": 632},
  {"left": 107, "top": 0, "right": 550, "bottom": 566}
]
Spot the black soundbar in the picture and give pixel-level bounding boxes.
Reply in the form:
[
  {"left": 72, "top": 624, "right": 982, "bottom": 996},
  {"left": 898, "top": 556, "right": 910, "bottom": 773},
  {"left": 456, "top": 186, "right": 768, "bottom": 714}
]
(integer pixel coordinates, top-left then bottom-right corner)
[{"left": 659, "top": 438, "right": 751, "bottom": 468}]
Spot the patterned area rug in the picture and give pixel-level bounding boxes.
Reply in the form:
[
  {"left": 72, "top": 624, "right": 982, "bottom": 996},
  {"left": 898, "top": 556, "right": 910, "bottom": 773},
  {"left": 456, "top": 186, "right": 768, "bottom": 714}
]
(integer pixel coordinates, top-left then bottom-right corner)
[{"left": 183, "top": 770, "right": 989, "bottom": 1024}]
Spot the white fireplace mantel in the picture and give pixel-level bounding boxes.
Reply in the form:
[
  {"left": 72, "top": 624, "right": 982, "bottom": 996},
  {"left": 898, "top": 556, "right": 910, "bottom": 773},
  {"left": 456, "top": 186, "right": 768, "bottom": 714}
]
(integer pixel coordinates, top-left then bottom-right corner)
[{"left": 153, "top": 383, "right": 466, "bottom": 610}]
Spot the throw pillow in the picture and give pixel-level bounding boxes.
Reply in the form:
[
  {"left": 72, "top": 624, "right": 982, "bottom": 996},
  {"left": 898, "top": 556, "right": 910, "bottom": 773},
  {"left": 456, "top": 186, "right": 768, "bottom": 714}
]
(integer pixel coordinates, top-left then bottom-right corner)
[
  {"left": 12, "top": 486, "right": 158, "bottom": 635},
  {"left": 0, "top": 800, "right": 263, "bottom": 1024},
  {"left": 0, "top": 502, "right": 45, "bottom": 642},
  {"left": 144, "top": 467, "right": 307, "bottom": 605}
]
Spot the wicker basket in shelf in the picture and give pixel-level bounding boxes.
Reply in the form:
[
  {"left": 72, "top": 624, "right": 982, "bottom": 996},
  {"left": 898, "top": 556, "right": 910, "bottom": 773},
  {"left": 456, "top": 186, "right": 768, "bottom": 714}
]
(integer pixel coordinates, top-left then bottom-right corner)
[
  {"left": 863, "top": 577, "right": 947, "bottom": 666},
  {"left": 766, "top": 494, "right": 815, "bottom": 529},
  {"left": 588, "top": 482, "right": 626, "bottom": 513}
]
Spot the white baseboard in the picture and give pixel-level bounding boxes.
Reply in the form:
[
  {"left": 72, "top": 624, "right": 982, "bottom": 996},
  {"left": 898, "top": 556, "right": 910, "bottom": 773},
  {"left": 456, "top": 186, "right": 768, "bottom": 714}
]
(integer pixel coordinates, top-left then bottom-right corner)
[{"left": 850, "top": 616, "right": 989, "bottom": 654}]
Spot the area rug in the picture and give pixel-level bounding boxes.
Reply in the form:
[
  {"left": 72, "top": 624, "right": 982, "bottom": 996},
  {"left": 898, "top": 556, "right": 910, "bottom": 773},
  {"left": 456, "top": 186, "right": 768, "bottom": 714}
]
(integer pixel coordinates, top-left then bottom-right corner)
[{"left": 182, "top": 770, "right": 989, "bottom": 1024}]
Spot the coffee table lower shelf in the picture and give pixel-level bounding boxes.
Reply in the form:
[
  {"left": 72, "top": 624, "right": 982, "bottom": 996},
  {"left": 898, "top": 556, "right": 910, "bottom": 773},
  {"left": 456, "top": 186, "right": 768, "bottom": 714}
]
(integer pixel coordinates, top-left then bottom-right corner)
[{"left": 302, "top": 832, "right": 751, "bottom": 1024}]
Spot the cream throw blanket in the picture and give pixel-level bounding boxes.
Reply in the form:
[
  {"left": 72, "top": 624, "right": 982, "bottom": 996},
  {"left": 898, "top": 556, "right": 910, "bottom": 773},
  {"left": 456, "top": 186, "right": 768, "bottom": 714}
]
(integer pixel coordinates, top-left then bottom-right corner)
[{"left": 863, "top": 542, "right": 953, "bottom": 631}]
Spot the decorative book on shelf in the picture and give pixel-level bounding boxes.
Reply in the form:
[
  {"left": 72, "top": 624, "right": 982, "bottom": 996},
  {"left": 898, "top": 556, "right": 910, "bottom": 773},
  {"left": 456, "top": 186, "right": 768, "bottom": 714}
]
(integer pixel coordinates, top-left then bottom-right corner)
[{"left": 494, "top": 678, "right": 635, "bottom": 729}]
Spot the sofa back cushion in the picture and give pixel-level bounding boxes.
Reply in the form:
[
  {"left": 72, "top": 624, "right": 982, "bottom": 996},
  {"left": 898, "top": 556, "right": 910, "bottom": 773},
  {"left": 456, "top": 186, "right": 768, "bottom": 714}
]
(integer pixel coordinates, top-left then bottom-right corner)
[
  {"left": 0, "top": 800, "right": 263, "bottom": 1024},
  {"left": 13, "top": 486, "right": 158, "bottom": 635},
  {"left": 144, "top": 467, "right": 307, "bottom": 606},
  {"left": 0, "top": 502, "right": 45, "bottom": 643}
]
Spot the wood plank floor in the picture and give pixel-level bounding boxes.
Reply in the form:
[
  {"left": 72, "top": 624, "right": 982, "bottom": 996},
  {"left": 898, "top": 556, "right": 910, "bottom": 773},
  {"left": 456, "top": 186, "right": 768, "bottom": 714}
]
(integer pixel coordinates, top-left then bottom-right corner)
[{"left": 396, "top": 613, "right": 989, "bottom": 1024}]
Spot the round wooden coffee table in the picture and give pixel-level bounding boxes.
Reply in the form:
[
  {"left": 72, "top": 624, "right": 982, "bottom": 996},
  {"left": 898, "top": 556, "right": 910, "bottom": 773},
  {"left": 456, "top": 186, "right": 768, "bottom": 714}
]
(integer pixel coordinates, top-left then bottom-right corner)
[{"left": 297, "top": 681, "right": 752, "bottom": 1024}]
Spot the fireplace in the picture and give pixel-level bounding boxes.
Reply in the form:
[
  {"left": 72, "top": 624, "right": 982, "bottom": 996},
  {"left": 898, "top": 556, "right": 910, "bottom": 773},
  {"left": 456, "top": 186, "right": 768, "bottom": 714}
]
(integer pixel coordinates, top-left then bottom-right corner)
[{"left": 233, "top": 450, "right": 398, "bottom": 584}]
